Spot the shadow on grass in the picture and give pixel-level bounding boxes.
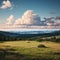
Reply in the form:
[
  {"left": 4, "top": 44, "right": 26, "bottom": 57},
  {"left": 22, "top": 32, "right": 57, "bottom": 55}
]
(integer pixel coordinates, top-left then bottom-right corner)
[
  {"left": 0, "top": 47, "right": 60, "bottom": 60},
  {"left": 0, "top": 41, "right": 4, "bottom": 43}
]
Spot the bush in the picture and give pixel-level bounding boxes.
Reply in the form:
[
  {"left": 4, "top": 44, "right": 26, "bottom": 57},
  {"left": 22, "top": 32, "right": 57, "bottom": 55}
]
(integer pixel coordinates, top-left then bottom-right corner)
[
  {"left": 38, "top": 44, "right": 47, "bottom": 48},
  {"left": 26, "top": 41, "right": 31, "bottom": 43}
]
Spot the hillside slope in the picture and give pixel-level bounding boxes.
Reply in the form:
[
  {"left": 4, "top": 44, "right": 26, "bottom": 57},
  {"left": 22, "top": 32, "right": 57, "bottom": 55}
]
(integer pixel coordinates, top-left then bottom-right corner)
[{"left": 0, "top": 30, "right": 60, "bottom": 42}]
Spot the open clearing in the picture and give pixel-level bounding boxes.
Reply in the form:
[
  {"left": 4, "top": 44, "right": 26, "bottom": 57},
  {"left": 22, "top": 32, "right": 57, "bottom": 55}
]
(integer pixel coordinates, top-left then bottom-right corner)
[{"left": 0, "top": 41, "right": 60, "bottom": 60}]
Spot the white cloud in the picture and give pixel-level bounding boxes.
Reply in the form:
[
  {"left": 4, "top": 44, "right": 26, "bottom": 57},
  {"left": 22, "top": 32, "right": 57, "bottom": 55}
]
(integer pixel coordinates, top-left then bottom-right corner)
[
  {"left": 0, "top": 0, "right": 12, "bottom": 9},
  {"left": 0, "top": 10, "right": 60, "bottom": 29},
  {"left": 14, "top": 10, "right": 41, "bottom": 25},
  {"left": 46, "top": 23, "right": 52, "bottom": 26},
  {"left": 6, "top": 15, "right": 14, "bottom": 25}
]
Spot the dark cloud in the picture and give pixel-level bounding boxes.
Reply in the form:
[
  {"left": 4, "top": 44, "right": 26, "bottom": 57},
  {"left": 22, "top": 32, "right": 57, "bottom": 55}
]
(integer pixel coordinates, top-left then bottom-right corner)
[
  {"left": 44, "top": 16, "right": 60, "bottom": 26},
  {"left": 55, "top": 16, "right": 60, "bottom": 20},
  {"left": 44, "top": 17, "right": 54, "bottom": 21}
]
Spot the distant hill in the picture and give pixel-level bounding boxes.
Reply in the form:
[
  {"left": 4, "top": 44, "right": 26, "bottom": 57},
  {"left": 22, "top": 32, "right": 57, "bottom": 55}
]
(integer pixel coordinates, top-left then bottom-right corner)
[{"left": 0, "top": 30, "right": 60, "bottom": 42}]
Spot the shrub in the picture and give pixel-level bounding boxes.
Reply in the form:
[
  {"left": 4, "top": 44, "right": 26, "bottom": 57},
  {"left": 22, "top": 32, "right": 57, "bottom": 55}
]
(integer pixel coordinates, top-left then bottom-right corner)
[
  {"left": 26, "top": 41, "right": 30, "bottom": 43},
  {"left": 38, "top": 44, "right": 47, "bottom": 48}
]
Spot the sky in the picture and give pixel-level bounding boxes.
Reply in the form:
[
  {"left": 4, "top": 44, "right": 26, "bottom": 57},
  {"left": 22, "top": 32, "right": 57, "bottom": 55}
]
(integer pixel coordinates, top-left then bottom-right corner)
[{"left": 0, "top": 0, "right": 60, "bottom": 30}]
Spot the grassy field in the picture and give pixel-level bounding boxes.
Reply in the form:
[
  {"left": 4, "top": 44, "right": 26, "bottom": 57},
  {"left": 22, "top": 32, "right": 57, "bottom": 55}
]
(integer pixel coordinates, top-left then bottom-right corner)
[{"left": 0, "top": 41, "right": 60, "bottom": 60}]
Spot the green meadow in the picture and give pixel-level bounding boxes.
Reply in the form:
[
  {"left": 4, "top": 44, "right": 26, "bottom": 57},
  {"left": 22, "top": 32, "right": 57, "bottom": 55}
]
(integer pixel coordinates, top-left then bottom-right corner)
[{"left": 0, "top": 41, "right": 60, "bottom": 60}]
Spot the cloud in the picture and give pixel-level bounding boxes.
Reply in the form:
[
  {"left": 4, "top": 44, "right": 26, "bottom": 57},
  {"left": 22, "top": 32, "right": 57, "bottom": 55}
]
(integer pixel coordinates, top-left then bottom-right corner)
[
  {"left": 44, "top": 17, "right": 54, "bottom": 26},
  {"left": 55, "top": 17, "right": 60, "bottom": 20},
  {"left": 0, "top": 0, "right": 12, "bottom": 9},
  {"left": 0, "top": 10, "right": 60, "bottom": 29},
  {"left": 44, "top": 17, "right": 56, "bottom": 26},
  {"left": 14, "top": 10, "right": 41, "bottom": 26},
  {"left": 53, "top": 17, "right": 60, "bottom": 26},
  {"left": 12, "top": 10, "right": 60, "bottom": 29},
  {"left": 6, "top": 15, "right": 14, "bottom": 25},
  {"left": 44, "top": 17, "right": 54, "bottom": 21},
  {"left": 44, "top": 16, "right": 60, "bottom": 26}
]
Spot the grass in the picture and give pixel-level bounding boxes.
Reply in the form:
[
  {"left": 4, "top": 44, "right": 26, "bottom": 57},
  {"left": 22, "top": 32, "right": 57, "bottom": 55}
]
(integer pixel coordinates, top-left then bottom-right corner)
[{"left": 0, "top": 41, "right": 60, "bottom": 60}]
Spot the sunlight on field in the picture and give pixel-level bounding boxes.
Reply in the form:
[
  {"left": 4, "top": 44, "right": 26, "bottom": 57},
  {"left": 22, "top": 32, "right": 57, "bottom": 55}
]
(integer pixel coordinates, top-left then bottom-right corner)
[
  {"left": 0, "top": 41, "right": 60, "bottom": 50},
  {"left": 0, "top": 41, "right": 40, "bottom": 48},
  {"left": 0, "top": 41, "right": 60, "bottom": 60}
]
